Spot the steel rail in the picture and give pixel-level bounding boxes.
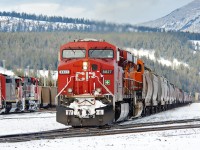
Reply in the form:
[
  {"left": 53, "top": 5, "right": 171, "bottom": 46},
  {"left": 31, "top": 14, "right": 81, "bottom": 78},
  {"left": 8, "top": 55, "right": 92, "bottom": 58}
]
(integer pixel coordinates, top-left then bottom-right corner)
[{"left": 1, "top": 118, "right": 200, "bottom": 143}]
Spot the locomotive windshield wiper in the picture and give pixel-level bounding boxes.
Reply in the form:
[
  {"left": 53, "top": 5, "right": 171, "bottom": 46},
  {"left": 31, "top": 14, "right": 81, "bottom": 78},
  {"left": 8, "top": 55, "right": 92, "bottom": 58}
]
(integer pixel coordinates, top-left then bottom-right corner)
[{"left": 72, "top": 50, "right": 76, "bottom": 55}]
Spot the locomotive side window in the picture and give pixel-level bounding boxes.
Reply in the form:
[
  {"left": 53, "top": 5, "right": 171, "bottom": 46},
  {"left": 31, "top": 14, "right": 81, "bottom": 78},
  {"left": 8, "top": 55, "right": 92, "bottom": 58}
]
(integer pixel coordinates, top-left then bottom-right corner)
[
  {"left": 89, "top": 49, "right": 113, "bottom": 58},
  {"left": 137, "top": 64, "right": 142, "bottom": 72},
  {"left": 6, "top": 78, "right": 12, "bottom": 83},
  {"left": 62, "top": 49, "right": 86, "bottom": 58}
]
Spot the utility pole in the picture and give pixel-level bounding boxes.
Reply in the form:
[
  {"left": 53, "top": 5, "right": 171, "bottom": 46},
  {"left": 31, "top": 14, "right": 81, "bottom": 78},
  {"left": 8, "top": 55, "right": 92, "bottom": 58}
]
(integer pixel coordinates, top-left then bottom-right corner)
[
  {"left": 2, "top": 60, "right": 5, "bottom": 74},
  {"left": 27, "top": 65, "right": 29, "bottom": 76},
  {"left": 43, "top": 67, "right": 46, "bottom": 87},
  {"left": 54, "top": 73, "right": 57, "bottom": 87}
]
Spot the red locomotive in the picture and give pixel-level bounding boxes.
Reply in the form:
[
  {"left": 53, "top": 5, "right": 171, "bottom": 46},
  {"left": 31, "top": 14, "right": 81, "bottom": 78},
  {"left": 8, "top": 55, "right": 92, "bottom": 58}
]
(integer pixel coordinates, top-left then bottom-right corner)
[
  {"left": 20, "top": 76, "right": 39, "bottom": 111},
  {"left": 56, "top": 39, "right": 192, "bottom": 126},
  {"left": 0, "top": 74, "right": 39, "bottom": 113},
  {"left": 0, "top": 74, "right": 22, "bottom": 113}
]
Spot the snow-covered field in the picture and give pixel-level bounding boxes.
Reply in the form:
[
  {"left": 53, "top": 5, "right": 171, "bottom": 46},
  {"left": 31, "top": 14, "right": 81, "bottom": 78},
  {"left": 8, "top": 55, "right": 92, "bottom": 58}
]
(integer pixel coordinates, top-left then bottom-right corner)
[
  {"left": 0, "top": 111, "right": 67, "bottom": 136},
  {"left": 0, "top": 103, "right": 200, "bottom": 150}
]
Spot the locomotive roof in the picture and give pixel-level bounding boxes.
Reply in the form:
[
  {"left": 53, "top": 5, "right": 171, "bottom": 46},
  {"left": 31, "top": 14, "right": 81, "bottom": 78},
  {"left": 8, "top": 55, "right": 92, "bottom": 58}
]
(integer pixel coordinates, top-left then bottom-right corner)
[{"left": 60, "top": 39, "right": 116, "bottom": 50}]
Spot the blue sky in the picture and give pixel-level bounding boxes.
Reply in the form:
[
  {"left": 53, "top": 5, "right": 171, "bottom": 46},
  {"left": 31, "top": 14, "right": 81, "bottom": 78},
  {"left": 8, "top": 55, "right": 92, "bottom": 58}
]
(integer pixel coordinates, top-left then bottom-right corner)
[{"left": 0, "top": 0, "right": 195, "bottom": 24}]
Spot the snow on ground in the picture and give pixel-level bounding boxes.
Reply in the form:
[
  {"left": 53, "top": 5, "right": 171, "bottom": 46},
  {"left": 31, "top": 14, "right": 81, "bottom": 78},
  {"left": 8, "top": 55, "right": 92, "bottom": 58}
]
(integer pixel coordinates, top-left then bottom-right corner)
[
  {"left": 1, "top": 128, "right": 200, "bottom": 150},
  {"left": 0, "top": 103, "right": 200, "bottom": 150},
  {"left": 122, "top": 103, "right": 200, "bottom": 125},
  {"left": 0, "top": 111, "right": 67, "bottom": 136}
]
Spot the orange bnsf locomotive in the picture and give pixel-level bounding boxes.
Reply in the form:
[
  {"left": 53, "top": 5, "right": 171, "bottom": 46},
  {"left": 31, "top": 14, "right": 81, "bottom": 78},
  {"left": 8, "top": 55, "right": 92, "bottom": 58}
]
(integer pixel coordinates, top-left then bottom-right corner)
[{"left": 56, "top": 39, "right": 192, "bottom": 126}]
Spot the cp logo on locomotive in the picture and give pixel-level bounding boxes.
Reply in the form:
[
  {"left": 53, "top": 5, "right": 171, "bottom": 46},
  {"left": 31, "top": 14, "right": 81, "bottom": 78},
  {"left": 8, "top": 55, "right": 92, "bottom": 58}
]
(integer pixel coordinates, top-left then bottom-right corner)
[{"left": 75, "top": 72, "right": 96, "bottom": 81}]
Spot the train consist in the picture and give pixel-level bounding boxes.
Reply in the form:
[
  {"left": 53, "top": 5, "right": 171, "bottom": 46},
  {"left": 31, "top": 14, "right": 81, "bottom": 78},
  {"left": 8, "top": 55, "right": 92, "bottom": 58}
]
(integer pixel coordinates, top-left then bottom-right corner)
[
  {"left": 0, "top": 74, "right": 39, "bottom": 113},
  {"left": 56, "top": 39, "right": 192, "bottom": 127}
]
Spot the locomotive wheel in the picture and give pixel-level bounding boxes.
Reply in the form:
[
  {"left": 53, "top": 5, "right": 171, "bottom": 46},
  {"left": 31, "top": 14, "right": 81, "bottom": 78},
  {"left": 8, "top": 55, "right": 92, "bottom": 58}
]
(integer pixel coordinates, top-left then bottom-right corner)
[
  {"left": 16, "top": 100, "right": 23, "bottom": 112},
  {"left": 141, "top": 107, "right": 146, "bottom": 117},
  {"left": 5, "top": 103, "right": 12, "bottom": 113}
]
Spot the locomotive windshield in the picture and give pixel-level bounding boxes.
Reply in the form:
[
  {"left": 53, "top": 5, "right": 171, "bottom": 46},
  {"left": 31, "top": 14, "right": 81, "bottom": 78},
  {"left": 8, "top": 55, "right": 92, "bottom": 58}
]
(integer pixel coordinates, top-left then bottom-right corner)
[
  {"left": 62, "top": 49, "right": 86, "bottom": 58},
  {"left": 89, "top": 49, "right": 113, "bottom": 58}
]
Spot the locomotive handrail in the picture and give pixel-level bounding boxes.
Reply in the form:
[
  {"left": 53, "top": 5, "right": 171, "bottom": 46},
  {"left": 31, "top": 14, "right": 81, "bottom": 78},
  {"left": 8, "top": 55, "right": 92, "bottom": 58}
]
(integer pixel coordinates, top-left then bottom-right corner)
[
  {"left": 123, "top": 78, "right": 143, "bottom": 84},
  {"left": 94, "top": 76, "right": 115, "bottom": 109},
  {"left": 124, "top": 79, "right": 135, "bottom": 96},
  {"left": 0, "top": 95, "right": 5, "bottom": 101},
  {"left": 95, "top": 76, "right": 114, "bottom": 97},
  {"left": 55, "top": 76, "right": 75, "bottom": 105},
  {"left": 0, "top": 81, "right": 5, "bottom": 101},
  {"left": 124, "top": 86, "right": 132, "bottom": 95}
]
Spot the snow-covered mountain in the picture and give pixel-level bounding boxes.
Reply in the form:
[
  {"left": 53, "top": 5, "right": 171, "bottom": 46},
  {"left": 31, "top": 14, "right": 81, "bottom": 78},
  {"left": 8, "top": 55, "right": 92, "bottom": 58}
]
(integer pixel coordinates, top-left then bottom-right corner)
[
  {"left": 0, "top": 11, "right": 159, "bottom": 32},
  {"left": 0, "top": 15, "right": 90, "bottom": 32},
  {"left": 139, "top": 0, "right": 200, "bottom": 33}
]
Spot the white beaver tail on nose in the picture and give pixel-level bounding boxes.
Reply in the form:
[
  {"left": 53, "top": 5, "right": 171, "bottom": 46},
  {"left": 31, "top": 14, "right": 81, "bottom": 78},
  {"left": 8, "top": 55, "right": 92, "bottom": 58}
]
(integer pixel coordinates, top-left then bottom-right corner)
[{"left": 68, "top": 98, "right": 106, "bottom": 118}]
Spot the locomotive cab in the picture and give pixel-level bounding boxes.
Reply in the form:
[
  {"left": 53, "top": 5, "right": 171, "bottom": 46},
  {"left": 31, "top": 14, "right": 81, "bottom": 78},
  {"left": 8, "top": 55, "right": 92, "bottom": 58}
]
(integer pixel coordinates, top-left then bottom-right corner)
[
  {"left": 0, "top": 74, "right": 23, "bottom": 113},
  {"left": 56, "top": 39, "right": 117, "bottom": 126},
  {"left": 21, "top": 77, "right": 39, "bottom": 111}
]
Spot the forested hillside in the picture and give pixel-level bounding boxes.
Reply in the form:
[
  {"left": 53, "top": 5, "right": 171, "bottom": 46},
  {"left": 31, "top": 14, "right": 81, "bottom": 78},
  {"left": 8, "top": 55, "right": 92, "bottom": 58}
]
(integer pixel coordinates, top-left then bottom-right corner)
[{"left": 0, "top": 32, "right": 200, "bottom": 93}]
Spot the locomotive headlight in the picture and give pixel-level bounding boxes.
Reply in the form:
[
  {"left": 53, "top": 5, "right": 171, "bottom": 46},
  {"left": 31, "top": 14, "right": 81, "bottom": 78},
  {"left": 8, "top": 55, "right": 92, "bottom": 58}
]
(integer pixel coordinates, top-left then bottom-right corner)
[
  {"left": 83, "top": 61, "right": 88, "bottom": 70},
  {"left": 96, "top": 88, "right": 101, "bottom": 93},
  {"left": 68, "top": 88, "right": 73, "bottom": 93}
]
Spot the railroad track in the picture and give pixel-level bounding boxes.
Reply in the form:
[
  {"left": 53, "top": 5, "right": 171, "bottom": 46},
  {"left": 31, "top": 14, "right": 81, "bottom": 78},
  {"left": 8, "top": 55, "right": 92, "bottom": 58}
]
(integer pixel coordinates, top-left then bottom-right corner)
[
  {"left": 1, "top": 118, "right": 200, "bottom": 143},
  {"left": 116, "top": 118, "right": 200, "bottom": 129},
  {"left": 0, "top": 116, "right": 55, "bottom": 120},
  {"left": 0, "top": 109, "right": 56, "bottom": 115}
]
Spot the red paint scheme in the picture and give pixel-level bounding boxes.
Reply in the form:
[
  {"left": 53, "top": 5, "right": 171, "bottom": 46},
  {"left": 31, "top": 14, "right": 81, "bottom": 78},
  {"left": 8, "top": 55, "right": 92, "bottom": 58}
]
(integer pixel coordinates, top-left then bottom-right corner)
[
  {"left": 0, "top": 74, "right": 6, "bottom": 106},
  {"left": 21, "top": 77, "right": 39, "bottom": 101},
  {"left": 58, "top": 40, "right": 116, "bottom": 97},
  {"left": 0, "top": 74, "right": 39, "bottom": 113}
]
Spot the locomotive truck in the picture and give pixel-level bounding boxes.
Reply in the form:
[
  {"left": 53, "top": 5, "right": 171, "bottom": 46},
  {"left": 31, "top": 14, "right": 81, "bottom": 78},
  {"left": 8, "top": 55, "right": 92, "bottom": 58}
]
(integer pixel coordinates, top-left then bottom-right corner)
[{"left": 56, "top": 39, "right": 192, "bottom": 126}]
